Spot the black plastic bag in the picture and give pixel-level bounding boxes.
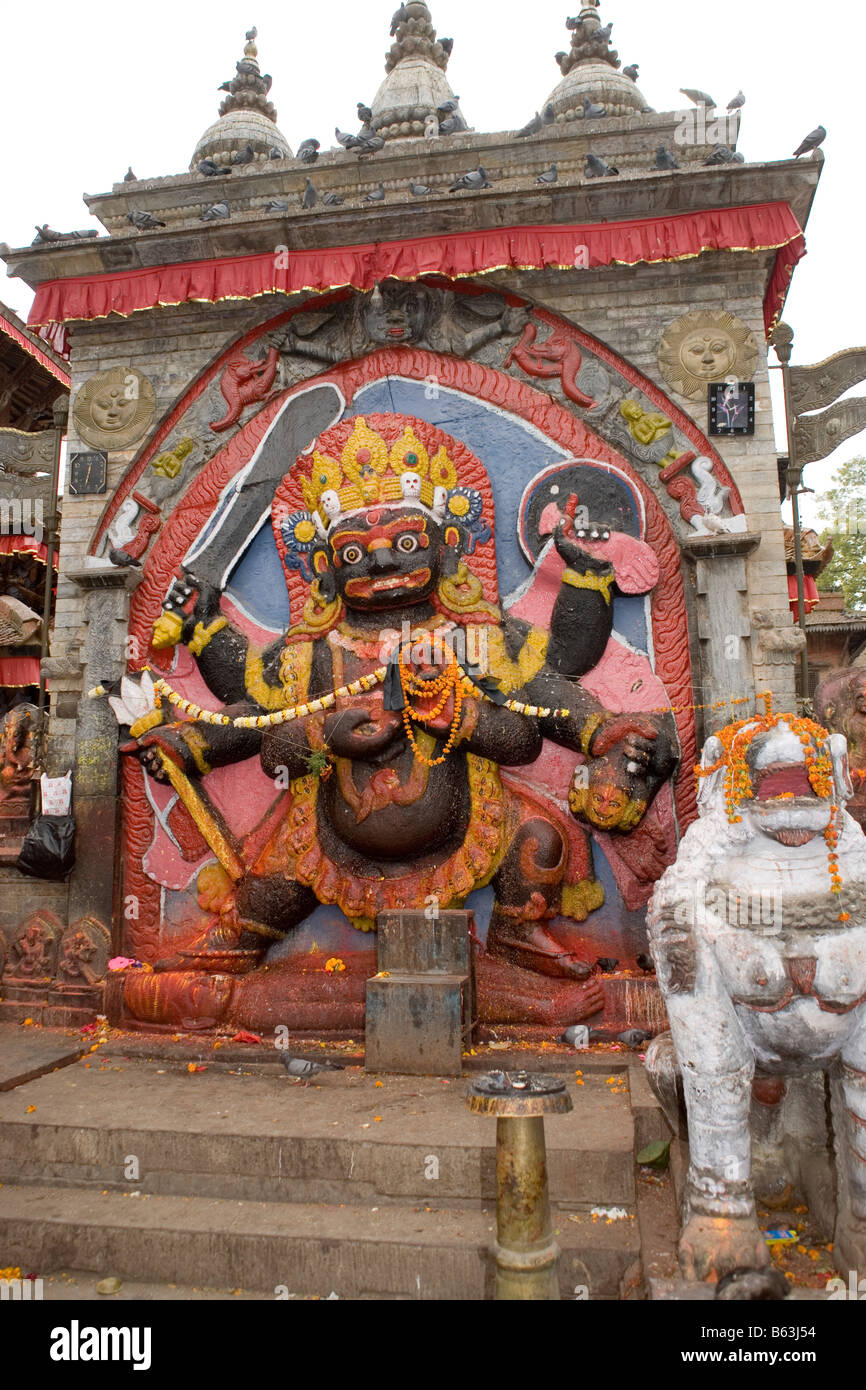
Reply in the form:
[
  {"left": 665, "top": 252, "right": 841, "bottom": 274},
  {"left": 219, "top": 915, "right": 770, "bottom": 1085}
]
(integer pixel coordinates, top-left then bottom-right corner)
[{"left": 16, "top": 815, "right": 76, "bottom": 880}]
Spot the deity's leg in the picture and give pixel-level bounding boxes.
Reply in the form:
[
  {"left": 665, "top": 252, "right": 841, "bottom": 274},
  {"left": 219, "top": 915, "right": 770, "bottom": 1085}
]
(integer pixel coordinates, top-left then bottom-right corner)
[
  {"left": 486, "top": 818, "right": 591, "bottom": 979},
  {"left": 235, "top": 874, "right": 319, "bottom": 938}
]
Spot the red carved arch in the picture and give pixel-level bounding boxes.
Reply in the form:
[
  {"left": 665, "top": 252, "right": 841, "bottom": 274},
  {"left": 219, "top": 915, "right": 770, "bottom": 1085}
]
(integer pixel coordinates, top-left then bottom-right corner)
[
  {"left": 93, "top": 281, "right": 745, "bottom": 553},
  {"left": 119, "top": 347, "right": 698, "bottom": 956}
]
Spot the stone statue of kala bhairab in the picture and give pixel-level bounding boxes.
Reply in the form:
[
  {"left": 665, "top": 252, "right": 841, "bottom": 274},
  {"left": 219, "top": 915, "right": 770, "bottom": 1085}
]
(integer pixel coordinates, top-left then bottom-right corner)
[{"left": 125, "top": 413, "right": 678, "bottom": 1024}]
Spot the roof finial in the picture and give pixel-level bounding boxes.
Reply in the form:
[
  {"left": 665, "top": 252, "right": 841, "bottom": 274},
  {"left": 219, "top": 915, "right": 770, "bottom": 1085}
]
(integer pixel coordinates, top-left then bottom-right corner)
[
  {"left": 386, "top": 2, "right": 451, "bottom": 74},
  {"left": 559, "top": 6, "right": 620, "bottom": 76},
  {"left": 216, "top": 28, "right": 276, "bottom": 122}
]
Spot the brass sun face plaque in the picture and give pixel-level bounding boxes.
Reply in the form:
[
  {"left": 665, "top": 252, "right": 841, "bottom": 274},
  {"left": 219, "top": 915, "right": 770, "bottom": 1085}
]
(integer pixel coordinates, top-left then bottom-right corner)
[
  {"left": 658, "top": 311, "right": 758, "bottom": 401},
  {"left": 73, "top": 366, "right": 156, "bottom": 451}
]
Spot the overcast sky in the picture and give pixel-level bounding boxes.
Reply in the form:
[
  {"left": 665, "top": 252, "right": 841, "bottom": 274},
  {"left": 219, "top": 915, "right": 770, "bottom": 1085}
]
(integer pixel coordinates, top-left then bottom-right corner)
[{"left": 1, "top": 0, "right": 863, "bottom": 508}]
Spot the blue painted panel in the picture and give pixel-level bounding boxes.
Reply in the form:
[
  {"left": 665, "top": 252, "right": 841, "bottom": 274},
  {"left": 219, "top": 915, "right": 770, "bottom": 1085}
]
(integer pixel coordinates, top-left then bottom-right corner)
[{"left": 221, "top": 376, "right": 649, "bottom": 649}]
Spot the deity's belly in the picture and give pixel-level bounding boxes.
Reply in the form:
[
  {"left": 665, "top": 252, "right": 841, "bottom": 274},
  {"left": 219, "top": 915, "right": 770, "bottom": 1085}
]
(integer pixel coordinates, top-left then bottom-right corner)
[{"left": 321, "top": 756, "right": 471, "bottom": 863}]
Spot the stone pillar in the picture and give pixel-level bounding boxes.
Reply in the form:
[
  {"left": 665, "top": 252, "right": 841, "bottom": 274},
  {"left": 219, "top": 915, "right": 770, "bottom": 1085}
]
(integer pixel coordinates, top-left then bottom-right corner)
[
  {"left": 65, "top": 567, "right": 142, "bottom": 932},
  {"left": 682, "top": 532, "right": 762, "bottom": 738}
]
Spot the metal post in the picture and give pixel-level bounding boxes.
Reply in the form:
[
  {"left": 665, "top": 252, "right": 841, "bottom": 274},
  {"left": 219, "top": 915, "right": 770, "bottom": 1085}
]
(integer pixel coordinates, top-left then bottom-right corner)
[
  {"left": 771, "top": 324, "right": 810, "bottom": 703},
  {"left": 467, "top": 1071, "right": 572, "bottom": 1300}
]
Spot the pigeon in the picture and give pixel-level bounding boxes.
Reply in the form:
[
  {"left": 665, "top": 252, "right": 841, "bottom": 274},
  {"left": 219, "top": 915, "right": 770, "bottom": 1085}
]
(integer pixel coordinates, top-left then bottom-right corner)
[
  {"left": 246, "top": 25, "right": 257, "bottom": 41},
  {"left": 266, "top": 199, "right": 289, "bottom": 213},
  {"left": 450, "top": 166, "right": 492, "bottom": 192},
  {"left": 268, "top": 147, "right": 284, "bottom": 161},
  {"left": 357, "top": 102, "right": 374, "bottom": 126},
  {"left": 236, "top": 60, "right": 260, "bottom": 77},
  {"left": 715, "top": 1268, "right": 789, "bottom": 1301},
  {"left": 516, "top": 111, "right": 544, "bottom": 139},
  {"left": 703, "top": 145, "right": 745, "bottom": 165},
  {"left": 438, "top": 115, "right": 466, "bottom": 136},
  {"left": 409, "top": 179, "right": 433, "bottom": 196},
  {"left": 323, "top": 192, "right": 345, "bottom": 206},
  {"left": 536, "top": 164, "right": 558, "bottom": 184},
  {"left": 260, "top": 74, "right": 273, "bottom": 93},
  {"left": 31, "top": 224, "right": 99, "bottom": 244},
  {"left": 680, "top": 88, "right": 716, "bottom": 108},
  {"left": 516, "top": 103, "right": 555, "bottom": 139},
  {"left": 365, "top": 182, "right": 386, "bottom": 202},
  {"left": 201, "top": 201, "right": 230, "bottom": 221},
  {"left": 622, "top": 64, "right": 639, "bottom": 82},
  {"left": 437, "top": 99, "right": 461, "bottom": 115},
  {"left": 123, "top": 167, "right": 136, "bottom": 182},
  {"left": 336, "top": 127, "right": 383, "bottom": 153},
  {"left": 556, "top": 51, "right": 570, "bottom": 72},
  {"left": 636, "top": 953, "right": 655, "bottom": 974},
  {"left": 596, "top": 957, "right": 619, "bottom": 974},
  {"left": 793, "top": 124, "right": 826, "bottom": 157},
  {"left": 127, "top": 210, "right": 165, "bottom": 231},
  {"left": 198, "top": 159, "right": 231, "bottom": 177},
  {"left": 218, "top": 81, "right": 233, "bottom": 93},
  {"left": 231, "top": 144, "right": 255, "bottom": 166},
  {"left": 585, "top": 152, "right": 619, "bottom": 178},
  {"left": 390, "top": 4, "right": 408, "bottom": 36},
  {"left": 302, "top": 178, "right": 318, "bottom": 209},
  {"left": 297, "top": 139, "right": 320, "bottom": 165},
  {"left": 281, "top": 1054, "right": 345, "bottom": 1081},
  {"left": 440, "top": 37, "right": 454, "bottom": 57},
  {"left": 566, "top": 15, "right": 582, "bottom": 29},
  {"left": 615, "top": 1029, "right": 653, "bottom": 1048},
  {"left": 653, "top": 145, "right": 679, "bottom": 170},
  {"left": 593, "top": 21, "right": 614, "bottom": 42},
  {"left": 583, "top": 97, "right": 607, "bottom": 119},
  {"left": 727, "top": 90, "right": 746, "bottom": 111},
  {"left": 562, "top": 1024, "right": 590, "bottom": 1049}
]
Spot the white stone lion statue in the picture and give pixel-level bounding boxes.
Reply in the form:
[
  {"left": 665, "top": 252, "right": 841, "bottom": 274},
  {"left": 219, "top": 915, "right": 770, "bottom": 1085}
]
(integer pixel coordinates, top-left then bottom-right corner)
[{"left": 646, "top": 709, "right": 866, "bottom": 1282}]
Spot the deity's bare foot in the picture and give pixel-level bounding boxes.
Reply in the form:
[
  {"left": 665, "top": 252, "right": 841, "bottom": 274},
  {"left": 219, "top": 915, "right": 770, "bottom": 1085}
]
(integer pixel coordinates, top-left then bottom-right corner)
[
  {"left": 679, "top": 1213, "right": 770, "bottom": 1283},
  {"left": 153, "top": 916, "right": 262, "bottom": 974},
  {"left": 486, "top": 920, "right": 594, "bottom": 980}
]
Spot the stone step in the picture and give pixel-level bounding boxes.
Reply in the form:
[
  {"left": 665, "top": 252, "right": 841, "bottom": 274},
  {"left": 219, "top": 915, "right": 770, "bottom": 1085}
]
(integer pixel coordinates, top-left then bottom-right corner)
[
  {"left": 0, "top": 1060, "right": 636, "bottom": 1206},
  {"left": 0, "top": 1183, "right": 639, "bottom": 1300}
]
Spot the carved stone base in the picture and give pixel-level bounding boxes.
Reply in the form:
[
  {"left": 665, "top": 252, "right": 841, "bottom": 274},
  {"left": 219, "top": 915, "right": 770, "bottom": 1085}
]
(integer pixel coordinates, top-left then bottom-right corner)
[{"left": 43, "top": 982, "right": 105, "bottom": 1028}]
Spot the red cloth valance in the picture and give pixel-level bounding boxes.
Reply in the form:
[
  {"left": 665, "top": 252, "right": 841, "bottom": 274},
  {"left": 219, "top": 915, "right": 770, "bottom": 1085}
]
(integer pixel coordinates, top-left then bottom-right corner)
[
  {"left": 788, "top": 572, "right": 820, "bottom": 615},
  {"left": 0, "top": 656, "right": 40, "bottom": 688},
  {"left": 0, "top": 535, "right": 56, "bottom": 567},
  {"left": 27, "top": 203, "right": 805, "bottom": 340},
  {"left": 0, "top": 310, "right": 70, "bottom": 385}
]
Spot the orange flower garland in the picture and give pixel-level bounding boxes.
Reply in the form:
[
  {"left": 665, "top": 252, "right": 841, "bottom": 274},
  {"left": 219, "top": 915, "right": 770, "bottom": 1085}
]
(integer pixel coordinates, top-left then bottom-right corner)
[
  {"left": 694, "top": 694, "right": 849, "bottom": 922},
  {"left": 398, "top": 637, "right": 467, "bottom": 768}
]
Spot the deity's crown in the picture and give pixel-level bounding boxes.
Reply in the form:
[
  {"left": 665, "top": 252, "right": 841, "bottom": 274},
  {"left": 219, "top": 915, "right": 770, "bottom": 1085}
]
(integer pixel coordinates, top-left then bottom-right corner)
[{"left": 300, "top": 417, "right": 465, "bottom": 533}]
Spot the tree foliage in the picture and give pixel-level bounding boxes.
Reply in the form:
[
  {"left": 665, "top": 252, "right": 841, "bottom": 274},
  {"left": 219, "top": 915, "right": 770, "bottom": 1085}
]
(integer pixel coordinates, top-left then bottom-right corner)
[{"left": 814, "top": 456, "right": 866, "bottom": 609}]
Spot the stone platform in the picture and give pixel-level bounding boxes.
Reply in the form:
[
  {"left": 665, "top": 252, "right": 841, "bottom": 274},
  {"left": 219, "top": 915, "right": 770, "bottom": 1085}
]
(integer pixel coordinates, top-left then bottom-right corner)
[{"left": 0, "top": 1028, "right": 674, "bottom": 1300}]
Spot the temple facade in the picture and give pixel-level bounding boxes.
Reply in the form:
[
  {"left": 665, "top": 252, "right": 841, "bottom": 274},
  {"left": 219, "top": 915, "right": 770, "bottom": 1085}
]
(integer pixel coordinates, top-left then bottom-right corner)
[{"left": 0, "top": 2, "right": 822, "bottom": 1036}]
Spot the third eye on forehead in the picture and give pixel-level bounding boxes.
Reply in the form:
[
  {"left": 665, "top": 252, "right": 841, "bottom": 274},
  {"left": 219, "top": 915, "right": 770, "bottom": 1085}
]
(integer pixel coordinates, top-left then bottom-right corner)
[{"left": 332, "top": 516, "right": 429, "bottom": 547}]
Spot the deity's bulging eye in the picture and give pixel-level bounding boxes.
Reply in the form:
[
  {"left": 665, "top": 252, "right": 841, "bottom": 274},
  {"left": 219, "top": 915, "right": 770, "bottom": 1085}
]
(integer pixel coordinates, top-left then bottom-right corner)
[
  {"left": 396, "top": 534, "right": 419, "bottom": 554},
  {"left": 339, "top": 544, "right": 364, "bottom": 566}
]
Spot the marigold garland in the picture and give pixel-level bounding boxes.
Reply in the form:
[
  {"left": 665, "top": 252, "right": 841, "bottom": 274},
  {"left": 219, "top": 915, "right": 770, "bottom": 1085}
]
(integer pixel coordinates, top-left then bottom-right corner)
[{"left": 694, "top": 694, "right": 849, "bottom": 922}]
